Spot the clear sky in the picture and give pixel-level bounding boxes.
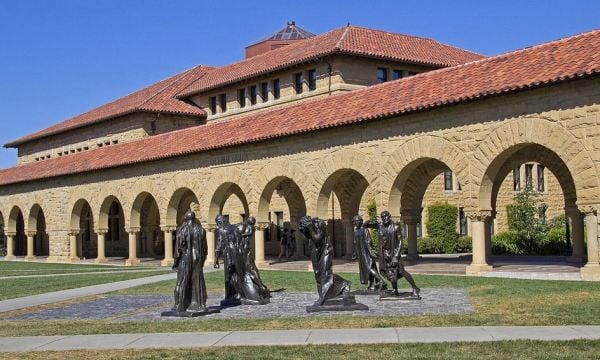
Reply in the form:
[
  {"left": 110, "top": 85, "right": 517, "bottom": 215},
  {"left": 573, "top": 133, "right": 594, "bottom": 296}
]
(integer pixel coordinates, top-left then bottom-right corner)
[{"left": 0, "top": 0, "right": 598, "bottom": 168}]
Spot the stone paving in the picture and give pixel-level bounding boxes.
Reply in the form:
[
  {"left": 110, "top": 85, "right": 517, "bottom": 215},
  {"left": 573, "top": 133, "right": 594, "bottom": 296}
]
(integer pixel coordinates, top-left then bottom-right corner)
[{"left": 11, "top": 288, "right": 472, "bottom": 322}]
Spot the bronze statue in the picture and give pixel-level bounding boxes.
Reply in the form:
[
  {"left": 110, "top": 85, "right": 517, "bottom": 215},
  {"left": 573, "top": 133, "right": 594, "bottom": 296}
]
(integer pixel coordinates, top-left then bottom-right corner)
[
  {"left": 351, "top": 215, "right": 386, "bottom": 292},
  {"left": 364, "top": 211, "right": 420, "bottom": 299},
  {"left": 162, "top": 210, "right": 219, "bottom": 317},
  {"left": 299, "top": 216, "right": 368, "bottom": 312},
  {"left": 235, "top": 216, "right": 271, "bottom": 305},
  {"left": 214, "top": 214, "right": 242, "bottom": 306}
]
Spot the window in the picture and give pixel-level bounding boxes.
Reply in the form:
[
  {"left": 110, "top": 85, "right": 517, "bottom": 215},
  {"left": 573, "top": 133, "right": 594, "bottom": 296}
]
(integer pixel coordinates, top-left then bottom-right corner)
[
  {"left": 219, "top": 93, "right": 227, "bottom": 112},
  {"left": 250, "top": 85, "right": 257, "bottom": 105},
  {"left": 392, "top": 70, "right": 404, "bottom": 80},
  {"left": 377, "top": 67, "right": 388, "bottom": 83},
  {"left": 444, "top": 171, "right": 453, "bottom": 191},
  {"left": 537, "top": 165, "right": 545, "bottom": 192},
  {"left": 308, "top": 69, "right": 317, "bottom": 90},
  {"left": 459, "top": 208, "right": 468, "bottom": 236},
  {"left": 260, "top": 82, "right": 268, "bottom": 102},
  {"left": 294, "top": 72, "right": 303, "bottom": 94},
  {"left": 272, "top": 79, "right": 280, "bottom": 99},
  {"left": 513, "top": 167, "right": 521, "bottom": 191},
  {"left": 525, "top": 164, "right": 533, "bottom": 189},
  {"left": 408, "top": 71, "right": 418, "bottom": 76},
  {"left": 209, "top": 96, "right": 217, "bottom": 114},
  {"left": 238, "top": 88, "right": 246, "bottom": 108}
]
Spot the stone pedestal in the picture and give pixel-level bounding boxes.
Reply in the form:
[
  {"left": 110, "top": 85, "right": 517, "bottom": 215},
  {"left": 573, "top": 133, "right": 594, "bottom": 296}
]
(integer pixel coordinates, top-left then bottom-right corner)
[
  {"left": 581, "top": 208, "right": 600, "bottom": 281},
  {"left": 255, "top": 224, "right": 268, "bottom": 266},
  {"left": 69, "top": 233, "right": 80, "bottom": 262},
  {"left": 95, "top": 231, "right": 108, "bottom": 264},
  {"left": 125, "top": 230, "right": 140, "bottom": 266},
  {"left": 5, "top": 234, "right": 16, "bottom": 260},
  {"left": 306, "top": 295, "right": 369, "bottom": 313},
  {"left": 466, "top": 211, "right": 493, "bottom": 275},
  {"left": 568, "top": 209, "right": 585, "bottom": 263},
  {"left": 206, "top": 226, "right": 216, "bottom": 265},
  {"left": 25, "top": 233, "right": 35, "bottom": 261},
  {"left": 161, "top": 227, "right": 175, "bottom": 267},
  {"left": 161, "top": 308, "right": 220, "bottom": 317}
]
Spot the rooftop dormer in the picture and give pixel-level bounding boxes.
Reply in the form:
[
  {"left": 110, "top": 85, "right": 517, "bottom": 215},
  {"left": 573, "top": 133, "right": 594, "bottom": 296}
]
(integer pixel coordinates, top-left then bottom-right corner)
[{"left": 245, "top": 21, "right": 315, "bottom": 59}]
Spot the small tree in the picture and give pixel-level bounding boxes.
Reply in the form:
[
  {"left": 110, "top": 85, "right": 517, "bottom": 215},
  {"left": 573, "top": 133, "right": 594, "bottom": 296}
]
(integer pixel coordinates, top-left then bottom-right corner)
[
  {"left": 366, "top": 200, "right": 379, "bottom": 251},
  {"left": 506, "top": 187, "right": 549, "bottom": 254},
  {"left": 426, "top": 203, "right": 459, "bottom": 253}
]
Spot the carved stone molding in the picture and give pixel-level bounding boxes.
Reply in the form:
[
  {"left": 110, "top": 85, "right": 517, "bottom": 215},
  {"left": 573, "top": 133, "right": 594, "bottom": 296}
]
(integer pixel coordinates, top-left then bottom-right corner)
[
  {"left": 466, "top": 210, "right": 492, "bottom": 222},
  {"left": 255, "top": 222, "right": 270, "bottom": 231}
]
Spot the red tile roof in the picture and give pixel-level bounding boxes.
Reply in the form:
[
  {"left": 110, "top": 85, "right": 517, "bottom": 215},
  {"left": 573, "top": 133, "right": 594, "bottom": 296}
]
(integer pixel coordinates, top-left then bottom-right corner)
[
  {"left": 5, "top": 65, "right": 211, "bottom": 147},
  {"left": 178, "top": 25, "right": 485, "bottom": 97},
  {"left": 1, "top": 29, "right": 599, "bottom": 187}
]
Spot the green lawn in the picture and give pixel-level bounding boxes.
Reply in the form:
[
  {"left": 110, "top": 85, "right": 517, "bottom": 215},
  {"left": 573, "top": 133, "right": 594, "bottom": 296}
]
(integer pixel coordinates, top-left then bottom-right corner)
[
  {"left": 5, "top": 341, "right": 600, "bottom": 360},
  {"left": 1, "top": 269, "right": 599, "bottom": 337},
  {"left": 0, "top": 261, "right": 162, "bottom": 277}
]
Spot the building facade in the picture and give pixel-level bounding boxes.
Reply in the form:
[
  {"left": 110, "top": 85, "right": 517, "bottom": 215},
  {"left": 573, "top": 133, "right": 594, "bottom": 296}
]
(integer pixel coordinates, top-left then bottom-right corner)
[{"left": 1, "top": 24, "right": 599, "bottom": 280}]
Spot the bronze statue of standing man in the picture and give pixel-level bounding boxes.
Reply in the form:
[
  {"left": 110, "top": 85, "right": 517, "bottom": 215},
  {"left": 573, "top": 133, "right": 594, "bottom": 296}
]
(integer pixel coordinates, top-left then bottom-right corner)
[
  {"left": 364, "top": 211, "right": 420, "bottom": 298},
  {"left": 352, "top": 215, "right": 386, "bottom": 292}
]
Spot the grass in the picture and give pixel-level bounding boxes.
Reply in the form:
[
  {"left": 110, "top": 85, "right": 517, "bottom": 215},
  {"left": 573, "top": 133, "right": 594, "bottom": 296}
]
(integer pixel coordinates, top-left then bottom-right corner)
[
  {"left": 0, "top": 261, "right": 162, "bottom": 277},
  {"left": 4, "top": 341, "right": 600, "bottom": 359},
  {"left": 1, "top": 269, "right": 599, "bottom": 336}
]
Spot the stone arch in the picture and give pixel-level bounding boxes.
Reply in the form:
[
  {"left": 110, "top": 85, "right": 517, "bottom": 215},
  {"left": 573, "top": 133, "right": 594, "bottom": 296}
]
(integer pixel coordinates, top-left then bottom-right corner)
[
  {"left": 27, "top": 204, "right": 48, "bottom": 256},
  {"left": 257, "top": 176, "right": 307, "bottom": 227},
  {"left": 165, "top": 188, "right": 200, "bottom": 228},
  {"left": 8, "top": 206, "right": 26, "bottom": 256},
  {"left": 98, "top": 195, "right": 127, "bottom": 258},
  {"left": 474, "top": 117, "right": 600, "bottom": 210},
  {"left": 316, "top": 169, "right": 370, "bottom": 220},
  {"left": 381, "top": 136, "right": 471, "bottom": 216},
  {"left": 130, "top": 192, "right": 163, "bottom": 258},
  {"left": 70, "top": 199, "right": 95, "bottom": 259},
  {"left": 208, "top": 182, "right": 250, "bottom": 225}
]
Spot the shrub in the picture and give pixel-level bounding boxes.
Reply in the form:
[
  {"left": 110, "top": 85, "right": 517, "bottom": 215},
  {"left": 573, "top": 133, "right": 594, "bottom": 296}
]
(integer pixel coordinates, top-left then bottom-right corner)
[
  {"left": 455, "top": 236, "right": 473, "bottom": 253},
  {"left": 492, "top": 231, "right": 523, "bottom": 255},
  {"left": 539, "top": 223, "right": 569, "bottom": 255},
  {"left": 417, "top": 237, "right": 444, "bottom": 254},
  {"left": 366, "top": 200, "right": 379, "bottom": 251},
  {"left": 426, "top": 203, "right": 459, "bottom": 253}
]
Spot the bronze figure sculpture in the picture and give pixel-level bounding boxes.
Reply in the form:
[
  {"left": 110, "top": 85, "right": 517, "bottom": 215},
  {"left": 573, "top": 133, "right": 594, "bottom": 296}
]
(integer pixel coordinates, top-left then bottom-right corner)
[
  {"left": 214, "top": 214, "right": 243, "bottom": 306},
  {"left": 299, "top": 216, "right": 368, "bottom": 312},
  {"left": 351, "top": 215, "right": 387, "bottom": 292},
  {"left": 162, "top": 210, "right": 219, "bottom": 317},
  {"left": 364, "top": 211, "right": 421, "bottom": 299}
]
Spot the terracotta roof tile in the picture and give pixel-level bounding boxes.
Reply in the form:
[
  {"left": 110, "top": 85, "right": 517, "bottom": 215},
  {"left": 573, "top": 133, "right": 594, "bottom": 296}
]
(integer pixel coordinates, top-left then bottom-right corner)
[
  {"left": 5, "top": 65, "right": 211, "bottom": 147},
  {"left": 1, "top": 29, "right": 598, "bottom": 187},
  {"left": 178, "top": 25, "right": 484, "bottom": 97}
]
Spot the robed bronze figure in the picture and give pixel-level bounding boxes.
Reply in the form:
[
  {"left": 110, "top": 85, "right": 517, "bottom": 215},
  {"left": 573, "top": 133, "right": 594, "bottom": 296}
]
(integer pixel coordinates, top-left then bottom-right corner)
[
  {"left": 162, "top": 210, "right": 219, "bottom": 317},
  {"left": 364, "top": 211, "right": 420, "bottom": 298},
  {"left": 351, "top": 215, "right": 386, "bottom": 291}
]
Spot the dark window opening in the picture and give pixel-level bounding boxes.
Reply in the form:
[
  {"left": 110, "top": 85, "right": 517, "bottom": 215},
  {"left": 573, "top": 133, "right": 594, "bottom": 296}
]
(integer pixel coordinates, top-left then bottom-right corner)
[
  {"left": 513, "top": 167, "right": 521, "bottom": 191},
  {"left": 444, "top": 171, "right": 453, "bottom": 191},
  {"left": 537, "top": 165, "right": 545, "bottom": 192},
  {"left": 209, "top": 96, "right": 217, "bottom": 114},
  {"left": 238, "top": 88, "right": 246, "bottom": 108},
  {"left": 377, "top": 67, "right": 388, "bottom": 83},
  {"left": 260, "top": 82, "right": 268, "bottom": 102},
  {"left": 250, "top": 85, "right": 257, "bottom": 105},
  {"left": 459, "top": 208, "right": 468, "bottom": 236},
  {"left": 392, "top": 70, "right": 404, "bottom": 80},
  {"left": 272, "top": 79, "right": 280, "bottom": 99},
  {"left": 219, "top": 93, "right": 227, "bottom": 112},
  {"left": 308, "top": 69, "right": 317, "bottom": 90},
  {"left": 294, "top": 73, "right": 303, "bottom": 94}
]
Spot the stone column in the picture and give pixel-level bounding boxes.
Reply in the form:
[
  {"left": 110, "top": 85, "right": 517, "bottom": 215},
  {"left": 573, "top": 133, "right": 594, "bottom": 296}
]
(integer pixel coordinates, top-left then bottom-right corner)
[
  {"left": 161, "top": 226, "right": 175, "bottom": 267},
  {"left": 466, "top": 211, "right": 493, "bottom": 275},
  {"left": 255, "top": 222, "right": 268, "bottom": 266},
  {"left": 343, "top": 219, "right": 354, "bottom": 259},
  {"left": 204, "top": 225, "right": 216, "bottom": 265},
  {"left": 95, "top": 229, "right": 108, "bottom": 264},
  {"left": 25, "top": 232, "right": 35, "bottom": 261},
  {"left": 402, "top": 209, "right": 421, "bottom": 264},
  {"left": 69, "top": 232, "right": 80, "bottom": 262},
  {"left": 5, "top": 233, "right": 16, "bottom": 260},
  {"left": 581, "top": 206, "right": 600, "bottom": 280},
  {"left": 567, "top": 209, "right": 585, "bottom": 263},
  {"left": 125, "top": 229, "right": 140, "bottom": 266}
]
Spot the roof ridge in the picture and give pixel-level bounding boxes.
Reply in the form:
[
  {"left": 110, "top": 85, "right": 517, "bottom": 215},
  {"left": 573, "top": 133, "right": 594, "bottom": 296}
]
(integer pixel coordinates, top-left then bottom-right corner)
[
  {"left": 334, "top": 25, "right": 351, "bottom": 50},
  {"left": 139, "top": 65, "right": 208, "bottom": 109}
]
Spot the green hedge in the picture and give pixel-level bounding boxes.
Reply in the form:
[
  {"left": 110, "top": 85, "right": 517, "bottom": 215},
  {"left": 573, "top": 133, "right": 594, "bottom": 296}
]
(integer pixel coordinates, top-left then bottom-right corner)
[
  {"left": 491, "top": 222, "right": 569, "bottom": 256},
  {"left": 423, "top": 203, "right": 462, "bottom": 253},
  {"left": 418, "top": 236, "right": 472, "bottom": 254}
]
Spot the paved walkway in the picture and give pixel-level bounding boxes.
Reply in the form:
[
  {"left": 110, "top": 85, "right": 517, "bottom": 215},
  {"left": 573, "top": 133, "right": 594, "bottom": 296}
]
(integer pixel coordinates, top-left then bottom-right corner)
[
  {"left": 0, "top": 268, "right": 167, "bottom": 280},
  {"left": 1, "top": 326, "right": 599, "bottom": 352},
  {"left": 0, "top": 273, "right": 176, "bottom": 313}
]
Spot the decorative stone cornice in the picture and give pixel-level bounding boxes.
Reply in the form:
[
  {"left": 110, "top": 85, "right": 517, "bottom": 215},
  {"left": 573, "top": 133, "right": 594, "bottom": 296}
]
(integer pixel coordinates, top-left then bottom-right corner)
[{"left": 466, "top": 210, "right": 492, "bottom": 222}]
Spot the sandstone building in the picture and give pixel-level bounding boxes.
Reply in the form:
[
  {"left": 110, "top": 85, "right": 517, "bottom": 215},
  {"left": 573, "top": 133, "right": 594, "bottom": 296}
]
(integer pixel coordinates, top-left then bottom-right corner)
[{"left": 1, "top": 23, "right": 599, "bottom": 280}]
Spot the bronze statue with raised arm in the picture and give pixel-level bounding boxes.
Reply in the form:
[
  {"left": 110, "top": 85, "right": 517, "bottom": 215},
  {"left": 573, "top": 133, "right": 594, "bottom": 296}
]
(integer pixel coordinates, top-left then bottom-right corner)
[{"left": 351, "top": 215, "right": 387, "bottom": 292}]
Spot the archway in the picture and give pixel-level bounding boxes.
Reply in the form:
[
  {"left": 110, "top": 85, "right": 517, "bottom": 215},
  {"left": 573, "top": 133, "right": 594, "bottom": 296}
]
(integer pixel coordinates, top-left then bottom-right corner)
[
  {"left": 28, "top": 204, "right": 49, "bottom": 257},
  {"left": 317, "top": 169, "right": 369, "bottom": 258},
  {"left": 208, "top": 182, "right": 250, "bottom": 225},
  {"left": 71, "top": 199, "right": 96, "bottom": 259},
  {"left": 480, "top": 144, "right": 580, "bottom": 263},
  {"left": 166, "top": 188, "right": 200, "bottom": 227},
  {"left": 131, "top": 192, "right": 163, "bottom": 259},
  {"left": 8, "top": 206, "right": 26, "bottom": 256},
  {"left": 99, "top": 196, "right": 127, "bottom": 258},
  {"left": 257, "top": 176, "right": 307, "bottom": 256}
]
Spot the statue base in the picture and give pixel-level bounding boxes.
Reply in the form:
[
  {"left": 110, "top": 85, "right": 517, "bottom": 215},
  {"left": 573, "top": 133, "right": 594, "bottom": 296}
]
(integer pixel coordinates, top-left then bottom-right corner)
[
  {"left": 240, "top": 298, "right": 270, "bottom": 306},
  {"left": 379, "top": 290, "right": 421, "bottom": 301},
  {"left": 306, "top": 295, "right": 369, "bottom": 313},
  {"left": 161, "top": 307, "right": 220, "bottom": 318},
  {"left": 351, "top": 286, "right": 387, "bottom": 296},
  {"left": 220, "top": 298, "right": 243, "bottom": 307}
]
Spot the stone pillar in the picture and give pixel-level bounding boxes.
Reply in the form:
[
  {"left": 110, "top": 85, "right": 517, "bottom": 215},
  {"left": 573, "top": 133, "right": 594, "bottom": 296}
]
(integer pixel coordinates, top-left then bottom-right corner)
[
  {"left": 343, "top": 219, "right": 354, "bottom": 259},
  {"left": 205, "top": 225, "right": 216, "bottom": 265},
  {"left": 5, "top": 233, "right": 16, "bottom": 260},
  {"left": 26, "top": 232, "right": 35, "bottom": 261},
  {"left": 466, "top": 211, "right": 493, "bottom": 275},
  {"left": 402, "top": 209, "right": 421, "bottom": 264},
  {"left": 255, "top": 223, "right": 268, "bottom": 266},
  {"left": 161, "top": 226, "right": 175, "bottom": 267},
  {"left": 581, "top": 207, "right": 600, "bottom": 280},
  {"left": 125, "top": 229, "right": 140, "bottom": 266},
  {"left": 69, "top": 232, "right": 80, "bottom": 262},
  {"left": 567, "top": 209, "right": 585, "bottom": 263},
  {"left": 95, "top": 229, "right": 108, "bottom": 264}
]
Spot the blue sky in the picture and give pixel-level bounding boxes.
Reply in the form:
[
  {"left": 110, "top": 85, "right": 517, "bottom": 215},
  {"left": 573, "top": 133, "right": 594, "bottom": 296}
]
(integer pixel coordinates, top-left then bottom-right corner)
[{"left": 0, "top": 0, "right": 598, "bottom": 168}]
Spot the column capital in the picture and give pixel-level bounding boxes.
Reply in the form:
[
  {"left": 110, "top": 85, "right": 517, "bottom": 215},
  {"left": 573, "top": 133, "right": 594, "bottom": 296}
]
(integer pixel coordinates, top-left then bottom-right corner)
[
  {"left": 26, "top": 231, "right": 36, "bottom": 237},
  {"left": 68, "top": 230, "right": 80, "bottom": 237},
  {"left": 161, "top": 225, "right": 177, "bottom": 232},
  {"left": 5, "top": 231, "right": 16, "bottom": 237},
  {"left": 95, "top": 228, "right": 108, "bottom": 235},
  {"left": 203, "top": 223, "right": 218, "bottom": 231},
  {"left": 466, "top": 210, "right": 492, "bottom": 222},
  {"left": 255, "top": 222, "right": 270, "bottom": 231},
  {"left": 579, "top": 205, "right": 598, "bottom": 216},
  {"left": 127, "top": 227, "right": 140, "bottom": 235}
]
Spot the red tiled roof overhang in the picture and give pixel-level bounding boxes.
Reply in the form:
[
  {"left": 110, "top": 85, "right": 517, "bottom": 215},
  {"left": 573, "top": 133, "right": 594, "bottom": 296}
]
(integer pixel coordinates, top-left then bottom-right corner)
[{"left": 1, "top": 29, "right": 598, "bottom": 187}]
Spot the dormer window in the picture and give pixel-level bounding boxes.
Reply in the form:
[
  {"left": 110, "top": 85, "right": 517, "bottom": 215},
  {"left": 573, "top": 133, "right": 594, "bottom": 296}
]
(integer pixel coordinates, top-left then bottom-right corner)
[
  {"left": 294, "top": 73, "right": 303, "bottom": 94},
  {"left": 392, "top": 70, "right": 404, "bottom": 80},
  {"left": 250, "top": 85, "right": 257, "bottom": 105},
  {"left": 219, "top": 93, "right": 227, "bottom": 112},
  {"left": 272, "top": 79, "right": 280, "bottom": 99},
  {"left": 209, "top": 96, "right": 217, "bottom": 114},
  {"left": 260, "top": 82, "right": 268, "bottom": 102},
  {"left": 238, "top": 88, "right": 246, "bottom": 108},
  {"left": 377, "top": 68, "right": 388, "bottom": 83}
]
